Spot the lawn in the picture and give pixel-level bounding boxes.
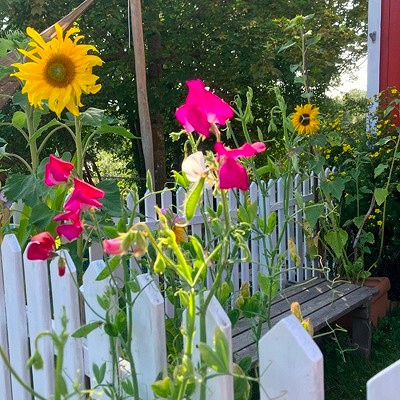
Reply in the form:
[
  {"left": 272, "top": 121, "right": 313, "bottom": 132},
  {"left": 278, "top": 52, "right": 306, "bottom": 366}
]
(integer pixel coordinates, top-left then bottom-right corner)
[{"left": 324, "top": 307, "right": 400, "bottom": 399}]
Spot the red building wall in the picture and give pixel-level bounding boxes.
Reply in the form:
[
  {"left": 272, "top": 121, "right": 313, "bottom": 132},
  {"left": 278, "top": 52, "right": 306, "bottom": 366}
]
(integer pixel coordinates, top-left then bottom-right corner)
[{"left": 380, "top": 0, "right": 400, "bottom": 91}]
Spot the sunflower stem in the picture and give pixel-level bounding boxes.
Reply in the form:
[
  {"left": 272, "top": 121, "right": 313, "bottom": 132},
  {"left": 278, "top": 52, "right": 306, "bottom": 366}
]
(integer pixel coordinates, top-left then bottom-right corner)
[
  {"left": 74, "top": 116, "right": 83, "bottom": 179},
  {"left": 26, "top": 105, "right": 39, "bottom": 174}
]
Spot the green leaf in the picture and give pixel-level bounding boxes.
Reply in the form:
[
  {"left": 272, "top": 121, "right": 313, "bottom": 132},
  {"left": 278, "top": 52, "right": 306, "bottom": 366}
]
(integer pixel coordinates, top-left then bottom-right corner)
[
  {"left": 257, "top": 272, "right": 278, "bottom": 298},
  {"left": 146, "top": 170, "right": 153, "bottom": 191},
  {"left": 278, "top": 40, "right": 295, "bottom": 53},
  {"left": 374, "top": 164, "right": 388, "bottom": 178},
  {"left": 96, "top": 256, "right": 121, "bottom": 280},
  {"left": 324, "top": 229, "right": 348, "bottom": 259},
  {"left": 374, "top": 188, "right": 388, "bottom": 206},
  {"left": 12, "top": 111, "right": 26, "bottom": 128},
  {"left": 214, "top": 328, "right": 230, "bottom": 373},
  {"left": 154, "top": 254, "right": 166, "bottom": 274},
  {"left": 198, "top": 343, "right": 226, "bottom": 372},
  {"left": 172, "top": 170, "right": 189, "bottom": 189},
  {"left": 12, "top": 91, "right": 28, "bottom": 108},
  {"left": 353, "top": 215, "right": 364, "bottom": 229},
  {"left": 78, "top": 108, "right": 114, "bottom": 126},
  {"left": 92, "top": 362, "right": 106, "bottom": 384},
  {"left": 95, "top": 124, "right": 137, "bottom": 139},
  {"left": 0, "top": 38, "right": 14, "bottom": 57},
  {"left": 305, "top": 203, "right": 324, "bottom": 229},
  {"left": 151, "top": 377, "right": 172, "bottom": 398},
  {"left": 121, "top": 379, "right": 135, "bottom": 396},
  {"left": 238, "top": 356, "right": 252, "bottom": 373},
  {"left": 185, "top": 177, "right": 204, "bottom": 221},
  {"left": 265, "top": 212, "right": 276, "bottom": 234},
  {"left": 104, "top": 322, "right": 119, "bottom": 337},
  {"left": 96, "top": 180, "right": 121, "bottom": 217},
  {"left": 103, "top": 226, "right": 119, "bottom": 238},
  {"left": 72, "top": 321, "right": 102, "bottom": 338},
  {"left": 30, "top": 203, "right": 56, "bottom": 230}
]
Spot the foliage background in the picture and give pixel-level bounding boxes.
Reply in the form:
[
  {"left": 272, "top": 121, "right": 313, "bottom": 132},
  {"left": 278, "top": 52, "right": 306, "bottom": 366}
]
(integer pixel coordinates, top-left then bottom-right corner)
[{"left": 0, "top": 0, "right": 367, "bottom": 188}]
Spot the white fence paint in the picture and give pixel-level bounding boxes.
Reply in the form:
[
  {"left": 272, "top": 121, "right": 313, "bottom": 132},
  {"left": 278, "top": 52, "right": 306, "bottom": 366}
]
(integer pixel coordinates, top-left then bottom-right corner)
[{"left": 0, "top": 236, "right": 399, "bottom": 399}]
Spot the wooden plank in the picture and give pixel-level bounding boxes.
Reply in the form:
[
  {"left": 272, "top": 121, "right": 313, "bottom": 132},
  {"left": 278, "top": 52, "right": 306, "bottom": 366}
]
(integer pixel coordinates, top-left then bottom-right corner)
[
  {"left": 367, "top": 359, "right": 400, "bottom": 400},
  {"left": 23, "top": 247, "right": 55, "bottom": 398},
  {"left": 259, "top": 315, "right": 323, "bottom": 400},
  {"left": 50, "top": 251, "right": 84, "bottom": 394},
  {"left": 234, "top": 284, "right": 376, "bottom": 363},
  {"left": 1, "top": 235, "right": 31, "bottom": 400},
  {"left": 0, "top": 244, "right": 12, "bottom": 399},
  {"left": 132, "top": 274, "right": 167, "bottom": 399},
  {"left": 233, "top": 278, "right": 327, "bottom": 337},
  {"left": 192, "top": 295, "right": 233, "bottom": 399}
]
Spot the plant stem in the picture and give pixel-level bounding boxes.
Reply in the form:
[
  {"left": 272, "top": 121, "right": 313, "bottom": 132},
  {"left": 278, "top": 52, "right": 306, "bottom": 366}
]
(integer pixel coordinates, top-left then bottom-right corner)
[
  {"left": 26, "top": 105, "right": 39, "bottom": 173},
  {"left": 74, "top": 116, "right": 83, "bottom": 179}
]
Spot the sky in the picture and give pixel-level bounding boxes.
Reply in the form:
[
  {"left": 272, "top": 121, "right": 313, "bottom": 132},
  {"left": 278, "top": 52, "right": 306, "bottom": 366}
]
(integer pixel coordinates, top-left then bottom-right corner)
[{"left": 327, "top": 55, "right": 368, "bottom": 97}]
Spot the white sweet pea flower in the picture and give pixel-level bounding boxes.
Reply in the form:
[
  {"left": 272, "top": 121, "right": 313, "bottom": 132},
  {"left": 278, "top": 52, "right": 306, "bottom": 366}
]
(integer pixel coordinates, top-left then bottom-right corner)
[{"left": 182, "top": 151, "right": 207, "bottom": 183}]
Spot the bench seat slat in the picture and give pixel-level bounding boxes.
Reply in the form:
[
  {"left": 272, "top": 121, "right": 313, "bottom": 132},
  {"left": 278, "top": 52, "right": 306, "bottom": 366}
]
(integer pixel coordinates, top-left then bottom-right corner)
[{"left": 232, "top": 279, "right": 377, "bottom": 364}]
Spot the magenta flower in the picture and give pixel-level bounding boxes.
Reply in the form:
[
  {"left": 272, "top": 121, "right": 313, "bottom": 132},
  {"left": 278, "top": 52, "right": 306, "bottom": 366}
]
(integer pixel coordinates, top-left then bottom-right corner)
[
  {"left": 64, "top": 178, "right": 105, "bottom": 212},
  {"left": 44, "top": 154, "right": 74, "bottom": 186},
  {"left": 175, "top": 80, "right": 234, "bottom": 138},
  {"left": 27, "top": 232, "right": 55, "bottom": 261},
  {"left": 54, "top": 210, "right": 83, "bottom": 241},
  {"left": 214, "top": 142, "right": 266, "bottom": 191}
]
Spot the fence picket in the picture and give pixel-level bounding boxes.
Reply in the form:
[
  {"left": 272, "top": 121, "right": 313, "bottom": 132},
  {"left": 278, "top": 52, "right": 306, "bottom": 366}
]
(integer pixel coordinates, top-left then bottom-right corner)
[
  {"left": 259, "top": 315, "right": 324, "bottom": 400},
  {"left": 0, "top": 243, "right": 12, "bottom": 399},
  {"left": 367, "top": 359, "right": 400, "bottom": 400},
  {"left": 131, "top": 273, "right": 167, "bottom": 399},
  {"left": 250, "top": 181, "right": 259, "bottom": 293},
  {"left": 50, "top": 251, "right": 85, "bottom": 394},
  {"left": 23, "top": 246, "right": 55, "bottom": 398},
  {"left": 192, "top": 294, "right": 233, "bottom": 400},
  {"left": 276, "top": 177, "right": 288, "bottom": 288},
  {"left": 294, "top": 174, "right": 305, "bottom": 283},
  {"left": 82, "top": 260, "right": 114, "bottom": 396},
  {"left": 1, "top": 235, "right": 31, "bottom": 400},
  {"left": 229, "top": 190, "right": 240, "bottom": 295}
]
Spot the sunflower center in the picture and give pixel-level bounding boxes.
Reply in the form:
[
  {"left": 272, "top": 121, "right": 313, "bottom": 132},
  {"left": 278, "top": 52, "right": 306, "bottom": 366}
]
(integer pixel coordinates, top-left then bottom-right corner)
[
  {"left": 300, "top": 113, "right": 310, "bottom": 126},
  {"left": 45, "top": 55, "right": 75, "bottom": 87}
]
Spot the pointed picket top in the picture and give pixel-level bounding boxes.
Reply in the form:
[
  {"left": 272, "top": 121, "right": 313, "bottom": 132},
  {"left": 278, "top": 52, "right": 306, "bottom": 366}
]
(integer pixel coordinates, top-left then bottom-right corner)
[
  {"left": 131, "top": 273, "right": 167, "bottom": 400},
  {"left": 50, "top": 251, "right": 84, "bottom": 393},
  {"left": 367, "top": 359, "right": 400, "bottom": 400},
  {"left": 192, "top": 295, "right": 233, "bottom": 400},
  {"left": 23, "top": 245, "right": 55, "bottom": 398},
  {"left": 259, "top": 315, "right": 323, "bottom": 400},
  {"left": 1, "top": 235, "right": 31, "bottom": 400},
  {"left": 160, "top": 189, "right": 173, "bottom": 210},
  {"left": 144, "top": 189, "right": 157, "bottom": 223}
]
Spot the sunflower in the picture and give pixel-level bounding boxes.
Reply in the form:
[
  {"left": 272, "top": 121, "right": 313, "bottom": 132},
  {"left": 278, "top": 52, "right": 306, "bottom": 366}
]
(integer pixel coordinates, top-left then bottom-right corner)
[
  {"left": 291, "top": 104, "right": 320, "bottom": 135},
  {"left": 11, "top": 24, "right": 103, "bottom": 117}
]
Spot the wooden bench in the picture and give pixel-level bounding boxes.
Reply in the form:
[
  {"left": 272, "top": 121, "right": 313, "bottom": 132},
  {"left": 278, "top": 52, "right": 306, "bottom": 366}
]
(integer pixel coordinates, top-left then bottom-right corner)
[{"left": 232, "top": 278, "right": 379, "bottom": 364}]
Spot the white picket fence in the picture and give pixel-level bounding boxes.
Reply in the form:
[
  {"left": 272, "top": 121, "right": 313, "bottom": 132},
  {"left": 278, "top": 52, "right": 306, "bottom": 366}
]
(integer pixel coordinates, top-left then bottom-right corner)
[
  {"left": 127, "top": 173, "right": 321, "bottom": 295},
  {"left": 0, "top": 234, "right": 399, "bottom": 399}
]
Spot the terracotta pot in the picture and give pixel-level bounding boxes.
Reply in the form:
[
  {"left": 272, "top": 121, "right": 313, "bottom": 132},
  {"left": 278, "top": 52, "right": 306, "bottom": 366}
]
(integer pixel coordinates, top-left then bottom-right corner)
[{"left": 364, "top": 277, "right": 391, "bottom": 327}]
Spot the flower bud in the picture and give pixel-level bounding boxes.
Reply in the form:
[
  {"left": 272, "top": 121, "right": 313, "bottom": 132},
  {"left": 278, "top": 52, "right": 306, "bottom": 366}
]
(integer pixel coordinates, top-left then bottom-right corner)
[{"left": 290, "top": 302, "right": 302, "bottom": 321}]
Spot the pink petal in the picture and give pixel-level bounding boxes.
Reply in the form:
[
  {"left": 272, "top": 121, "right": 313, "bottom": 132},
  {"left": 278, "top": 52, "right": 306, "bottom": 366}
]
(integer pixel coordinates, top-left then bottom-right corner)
[
  {"left": 26, "top": 232, "right": 55, "bottom": 260},
  {"left": 215, "top": 142, "right": 266, "bottom": 159},
  {"left": 44, "top": 154, "right": 74, "bottom": 186},
  {"left": 56, "top": 222, "right": 83, "bottom": 241},
  {"left": 218, "top": 157, "right": 249, "bottom": 191},
  {"left": 103, "top": 238, "right": 123, "bottom": 255},
  {"left": 53, "top": 209, "right": 80, "bottom": 222}
]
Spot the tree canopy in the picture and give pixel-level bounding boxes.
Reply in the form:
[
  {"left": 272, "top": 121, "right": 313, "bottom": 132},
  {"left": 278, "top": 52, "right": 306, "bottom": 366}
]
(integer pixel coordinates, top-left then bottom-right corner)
[{"left": 0, "top": 0, "right": 367, "bottom": 184}]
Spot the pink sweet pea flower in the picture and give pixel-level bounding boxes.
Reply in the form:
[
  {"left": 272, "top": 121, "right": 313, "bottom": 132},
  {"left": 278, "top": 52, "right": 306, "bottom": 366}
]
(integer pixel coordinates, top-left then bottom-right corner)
[
  {"left": 64, "top": 178, "right": 105, "bottom": 212},
  {"left": 103, "top": 237, "right": 124, "bottom": 255},
  {"left": 44, "top": 154, "right": 74, "bottom": 186},
  {"left": 27, "top": 232, "right": 55, "bottom": 261},
  {"left": 176, "top": 80, "right": 234, "bottom": 138},
  {"left": 214, "top": 142, "right": 266, "bottom": 191},
  {"left": 54, "top": 210, "right": 83, "bottom": 241}
]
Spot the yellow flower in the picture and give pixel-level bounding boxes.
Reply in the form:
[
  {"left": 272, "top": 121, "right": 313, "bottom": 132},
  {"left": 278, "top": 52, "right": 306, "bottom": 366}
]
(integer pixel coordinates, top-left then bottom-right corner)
[
  {"left": 377, "top": 130, "right": 382, "bottom": 136},
  {"left": 340, "top": 171, "right": 347, "bottom": 176},
  {"left": 391, "top": 88, "right": 398, "bottom": 94},
  {"left": 172, "top": 224, "right": 187, "bottom": 244},
  {"left": 291, "top": 104, "right": 320, "bottom": 135},
  {"left": 342, "top": 143, "right": 352, "bottom": 152},
  {"left": 377, "top": 220, "right": 383, "bottom": 226},
  {"left": 375, "top": 208, "right": 381, "bottom": 214},
  {"left": 11, "top": 24, "right": 103, "bottom": 117}
]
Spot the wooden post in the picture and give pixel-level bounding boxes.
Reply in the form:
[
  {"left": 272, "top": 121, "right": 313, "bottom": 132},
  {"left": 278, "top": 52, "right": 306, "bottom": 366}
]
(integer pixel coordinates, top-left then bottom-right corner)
[{"left": 129, "top": 0, "right": 155, "bottom": 181}]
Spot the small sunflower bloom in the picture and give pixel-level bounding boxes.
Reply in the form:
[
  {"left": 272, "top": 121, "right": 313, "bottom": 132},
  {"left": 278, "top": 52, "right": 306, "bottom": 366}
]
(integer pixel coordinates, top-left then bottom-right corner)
[
  {"left": 291, "top": 104, "right": 320, "bottom": 136},
  {"left": 11, "top": 24, "right": 103, "bottom": 117}
]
